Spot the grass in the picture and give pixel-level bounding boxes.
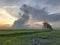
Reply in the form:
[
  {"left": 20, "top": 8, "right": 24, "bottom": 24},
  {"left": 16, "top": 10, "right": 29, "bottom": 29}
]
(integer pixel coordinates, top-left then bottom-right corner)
[{"left": 0, "top": 30, "right": 60, "bottom": 45}]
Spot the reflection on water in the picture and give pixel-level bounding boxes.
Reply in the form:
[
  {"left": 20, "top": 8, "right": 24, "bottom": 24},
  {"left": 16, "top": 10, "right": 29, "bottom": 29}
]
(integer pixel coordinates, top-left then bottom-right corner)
[
  {"left": 12, "top": 36, "right": 58, "bottom": 45},
  {"left": 1, "top": 35, "right": 60, "bottom": 45}
]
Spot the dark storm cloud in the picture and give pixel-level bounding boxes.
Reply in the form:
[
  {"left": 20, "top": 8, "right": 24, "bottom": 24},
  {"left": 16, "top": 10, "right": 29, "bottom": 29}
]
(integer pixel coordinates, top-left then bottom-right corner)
[
  {"left": 13, "top": 4, "right": 60, "bottom": 29},
  {"left": 13, "top": 14, "right": 29, "bottom": 29},
  {"left": 0, "top": 0, "right": 60, "bottom": 29},
  {"left": 13, "top": 5, "right": 29, "bottom": 29},
  {"left": 20, "top": 4, "right": 60, "bottom": 22}
]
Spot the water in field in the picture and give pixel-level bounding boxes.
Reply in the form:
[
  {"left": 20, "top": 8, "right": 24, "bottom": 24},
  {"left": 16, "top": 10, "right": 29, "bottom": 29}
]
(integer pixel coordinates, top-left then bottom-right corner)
[
  {"left": 0, "top": 30, "right": 60, "bottom": 45},
  {"left": 0, "top": 35, "right": 59, "bottom": 45}
]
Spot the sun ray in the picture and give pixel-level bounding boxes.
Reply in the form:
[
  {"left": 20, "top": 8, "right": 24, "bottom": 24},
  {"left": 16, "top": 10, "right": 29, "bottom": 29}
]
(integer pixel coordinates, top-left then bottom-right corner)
[{"left": 0, "top": 8, "right": 17, "bottom": 26}]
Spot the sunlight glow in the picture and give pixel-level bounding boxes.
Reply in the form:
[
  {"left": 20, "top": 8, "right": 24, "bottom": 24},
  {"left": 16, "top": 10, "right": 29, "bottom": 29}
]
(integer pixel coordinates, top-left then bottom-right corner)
[
  {"left": 0, "top": 8, "right": 16, "bottom": 26},
  {"left": 27, "top": 21, "right": 43, "bottom": 28}
]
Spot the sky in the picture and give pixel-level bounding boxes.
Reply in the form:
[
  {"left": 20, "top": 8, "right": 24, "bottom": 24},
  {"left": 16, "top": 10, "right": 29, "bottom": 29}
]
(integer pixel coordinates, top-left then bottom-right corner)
[{"left": 0, "top": 0, "right": 60, "bottom": 29}]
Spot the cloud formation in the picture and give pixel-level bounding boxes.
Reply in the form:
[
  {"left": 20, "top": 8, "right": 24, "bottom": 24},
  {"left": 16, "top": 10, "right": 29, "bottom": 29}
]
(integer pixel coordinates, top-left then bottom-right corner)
[
  {"left": 1, "top": 0, "right": 60, "bottom": 17},
  {"left": 0, "top": 0, "right": 60, "bottom": 29},
  {"left": 47, "top": 0, "right": 60, "bottom": 6},
  {"left": 0, "top": 0, "right": 24, "bottom": 6},
  {"left": 21, "top": 4, "right": 60, "bottom": 22},
  {"left": 13, "top": 4, "right": 60, "bottom": 29},
  {"left": 13, "top": 5, "right": 29, "bottom": 29}
]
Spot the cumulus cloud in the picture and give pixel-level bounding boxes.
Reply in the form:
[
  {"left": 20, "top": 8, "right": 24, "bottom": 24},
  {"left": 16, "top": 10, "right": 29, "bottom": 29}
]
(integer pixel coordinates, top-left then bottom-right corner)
[
  {"left": 0, "top": 0, "right": 60, "bottom": 29},
  {"left": 21, "top": 4, "right": 60, "bottom": 22},
  {"left": 13, "top": 5, "right": 29, "bottom": 29},
  {"left": 13, "top": 4, "right": 60, "bottom": 29}
]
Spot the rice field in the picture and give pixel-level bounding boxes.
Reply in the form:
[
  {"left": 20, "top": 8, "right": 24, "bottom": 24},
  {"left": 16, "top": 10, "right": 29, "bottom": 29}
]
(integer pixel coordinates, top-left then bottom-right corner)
[{"left": 0, "top": 30, "right": 60, "bottom": 45}]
